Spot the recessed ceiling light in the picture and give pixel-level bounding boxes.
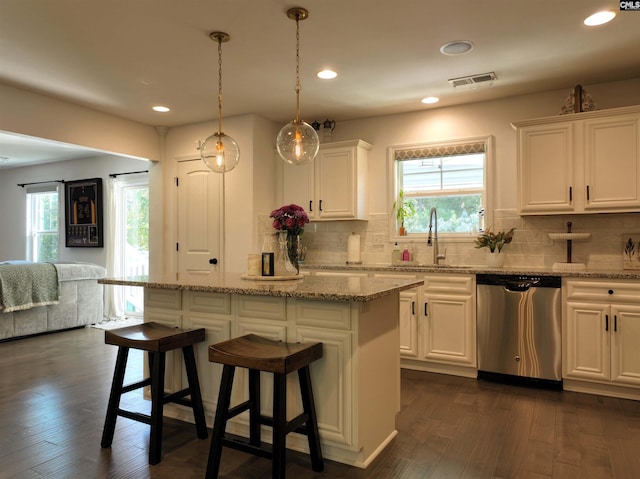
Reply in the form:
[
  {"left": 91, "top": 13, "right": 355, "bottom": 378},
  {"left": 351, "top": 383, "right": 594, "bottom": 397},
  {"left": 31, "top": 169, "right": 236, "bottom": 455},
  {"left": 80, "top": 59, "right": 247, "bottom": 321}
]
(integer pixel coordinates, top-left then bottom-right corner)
[
  {"left": 317, "top": 69, "right": 337, "bottom": 79},
  {"left": 421, "top": 97, "right": 439, "bottom": 104},
  {"left": 152, "top": 105, "right": 170, "bottom": 112},
  {"left": 440, "top": 41, "right": 474, "bottom": 56},
  {"left": 584, "top": 11, "right": 616, "bottom": 26}
]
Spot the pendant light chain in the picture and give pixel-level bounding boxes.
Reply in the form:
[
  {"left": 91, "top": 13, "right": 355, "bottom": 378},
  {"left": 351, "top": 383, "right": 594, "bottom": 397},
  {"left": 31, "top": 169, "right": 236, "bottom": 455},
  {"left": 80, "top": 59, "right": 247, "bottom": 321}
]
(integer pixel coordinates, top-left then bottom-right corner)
[
  {"left": 294, "top": 13, "right": 301, "bottom": 123},
  {"left": 217, "top": 35, "right": 224, "bottom": 135}
]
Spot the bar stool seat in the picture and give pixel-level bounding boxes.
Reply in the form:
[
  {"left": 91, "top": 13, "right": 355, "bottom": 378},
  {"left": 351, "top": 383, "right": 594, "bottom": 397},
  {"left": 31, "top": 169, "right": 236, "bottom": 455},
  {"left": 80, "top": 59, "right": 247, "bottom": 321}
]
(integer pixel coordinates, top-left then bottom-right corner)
[
  {"left": 100, "top": 322, "right": 208, "bottom": 465},
  {"left": 206, "top": 334, "right": 324, "bottom": 479}
]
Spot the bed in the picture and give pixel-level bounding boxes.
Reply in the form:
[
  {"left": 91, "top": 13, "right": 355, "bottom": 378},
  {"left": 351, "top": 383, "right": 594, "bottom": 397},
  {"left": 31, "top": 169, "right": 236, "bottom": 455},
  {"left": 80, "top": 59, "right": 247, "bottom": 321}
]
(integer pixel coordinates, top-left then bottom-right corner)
[{"left": 0, "top": 261, "right": 106, "bottom": 341}]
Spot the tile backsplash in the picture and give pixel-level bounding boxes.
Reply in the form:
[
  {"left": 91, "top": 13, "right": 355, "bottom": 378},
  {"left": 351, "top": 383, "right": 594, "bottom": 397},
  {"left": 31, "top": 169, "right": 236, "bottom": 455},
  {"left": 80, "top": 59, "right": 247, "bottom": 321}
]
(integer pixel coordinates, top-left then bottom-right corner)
[{"left": 263, "top": 210, "right": 640, "bottom": 270}]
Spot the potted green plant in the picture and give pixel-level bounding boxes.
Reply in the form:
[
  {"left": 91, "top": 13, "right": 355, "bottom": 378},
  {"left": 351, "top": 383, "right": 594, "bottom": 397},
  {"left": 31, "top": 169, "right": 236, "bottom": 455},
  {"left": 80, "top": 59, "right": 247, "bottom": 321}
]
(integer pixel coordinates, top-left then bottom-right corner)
[
  {"left": 474, "top": 227, "right": 515, "bottom": 267},
  {"left": 393, "top": 190, "right": 416, "bottom": 236}
]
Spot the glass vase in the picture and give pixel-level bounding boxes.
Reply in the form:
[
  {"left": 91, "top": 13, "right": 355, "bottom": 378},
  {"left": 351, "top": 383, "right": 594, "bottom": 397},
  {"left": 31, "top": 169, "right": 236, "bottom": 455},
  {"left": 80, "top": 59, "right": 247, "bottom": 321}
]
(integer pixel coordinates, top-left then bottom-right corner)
[
  {"left": 287, "top": 233, "right": 301, "bottom": 274},
  {"left": 276, "top": 231, "right": 298, "bottom": 276}
]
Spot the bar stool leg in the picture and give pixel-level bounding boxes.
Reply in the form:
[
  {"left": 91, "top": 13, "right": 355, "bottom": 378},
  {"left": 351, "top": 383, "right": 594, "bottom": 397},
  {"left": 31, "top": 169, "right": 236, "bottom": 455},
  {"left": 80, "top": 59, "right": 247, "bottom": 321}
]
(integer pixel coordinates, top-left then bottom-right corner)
[
  {"left": 206, "top": 364, "right": 236, "bottom": 479},
  {"left": 182, "top": 345, "right": 208, "bottom": 439},
  {"left": 272, "top": 373, "right": 287, "bottom": 479},
  {"left": 149, "top": 351, "right": 166, "bottom": 465},
  {"left": 248, "top": 369, "right": 261, "bottom": 446},
  {"left": 298, "top": 366, "right": 324, "bottom": 472},
  {"left": 101, "top": 346, "right": 129, "bottom": 448}
]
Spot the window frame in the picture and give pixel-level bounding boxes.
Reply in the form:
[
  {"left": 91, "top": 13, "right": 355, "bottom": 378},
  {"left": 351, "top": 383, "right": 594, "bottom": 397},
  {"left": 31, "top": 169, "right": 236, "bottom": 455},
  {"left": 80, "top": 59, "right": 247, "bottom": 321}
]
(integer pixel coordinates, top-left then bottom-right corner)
[
  {"left": 26, "top": 184, "right": 60, "bottom": 262},
  {"left": 387, "top": 135, "right": 494, "bottom": 243}
]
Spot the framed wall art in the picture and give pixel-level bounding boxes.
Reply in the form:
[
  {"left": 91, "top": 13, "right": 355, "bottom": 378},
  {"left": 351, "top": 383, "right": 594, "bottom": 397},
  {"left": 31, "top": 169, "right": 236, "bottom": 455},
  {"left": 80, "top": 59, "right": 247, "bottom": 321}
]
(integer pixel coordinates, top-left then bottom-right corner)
[{"left": 65, "top": 178, "right": 104, "bottom": 247}]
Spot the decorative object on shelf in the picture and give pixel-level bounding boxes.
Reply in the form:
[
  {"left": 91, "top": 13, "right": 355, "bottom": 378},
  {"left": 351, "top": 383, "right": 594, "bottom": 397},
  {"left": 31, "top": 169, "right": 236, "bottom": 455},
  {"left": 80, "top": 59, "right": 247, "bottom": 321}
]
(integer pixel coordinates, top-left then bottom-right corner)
[
  {"left": 270, "top": 203, "right": 310, "bottom": 273},
  {"left": 201, "top": 32, "right": 240, "bottom": 173},
  {"left": 559, "top": 84, "right": 598, "bottom": 115},
  {"left": 623, "top": 234, "right": 640, "bottom": 270},
  {"left": 393, "top": 189, "right": 416, "bottom": 236},
  {"left": 474, "top": 227, "right": 515, "bottom": 268},
  {"left": 548, "top": 221, "right": 592, "bottom": 271},
  {"left": 275, "top": 7, "right": 320, "bottom": 166},
  {"left": 321, "top": 119, "right": 336, "bottom": 143}
]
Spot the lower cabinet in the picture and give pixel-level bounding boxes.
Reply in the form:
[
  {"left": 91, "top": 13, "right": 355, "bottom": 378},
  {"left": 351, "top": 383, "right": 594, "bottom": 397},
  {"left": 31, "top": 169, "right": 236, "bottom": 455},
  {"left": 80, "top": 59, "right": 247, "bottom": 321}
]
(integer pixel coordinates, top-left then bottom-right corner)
[
  {"left": 374, "top": 272, "right": 476, "bottom": 377},
  {"left": 564, "top": 279, "right": 640, "bottom": 399}
]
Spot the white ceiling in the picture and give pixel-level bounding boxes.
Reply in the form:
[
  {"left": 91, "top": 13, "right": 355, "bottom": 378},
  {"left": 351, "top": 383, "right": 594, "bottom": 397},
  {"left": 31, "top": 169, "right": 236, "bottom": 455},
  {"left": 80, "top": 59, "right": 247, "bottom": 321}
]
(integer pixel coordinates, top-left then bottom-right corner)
[{"left": 1, "top": 0, "right": 639, "bottom": 169}]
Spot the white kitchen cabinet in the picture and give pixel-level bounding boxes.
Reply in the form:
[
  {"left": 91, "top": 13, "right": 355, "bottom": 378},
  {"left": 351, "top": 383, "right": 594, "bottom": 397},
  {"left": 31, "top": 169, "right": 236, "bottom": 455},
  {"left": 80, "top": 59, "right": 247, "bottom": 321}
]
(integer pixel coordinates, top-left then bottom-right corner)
[
  {"left": 514, "top": 105, "right": 640, "bottom": 215},
  {"left": 421, "top": 274, "right": 476, "bottom": 368},
  {"left": 564, "top": 279, "right": 640, "bottom": 399},
  {"left": 283, "top": 140, "right": 372, "bottom": 221},
  {"left": 373, "top": 273, "right": 419, "bottom": 358},
  {"left": 374, "top": 272, "right": 476, "bottom": 376}
]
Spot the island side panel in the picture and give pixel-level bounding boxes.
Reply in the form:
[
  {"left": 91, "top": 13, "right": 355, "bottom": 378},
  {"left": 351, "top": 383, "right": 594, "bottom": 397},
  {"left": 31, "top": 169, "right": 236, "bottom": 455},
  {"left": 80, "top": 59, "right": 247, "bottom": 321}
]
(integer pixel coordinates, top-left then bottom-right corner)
[{"left": 355, "top": 293, "right": 401, "bottom": 466}]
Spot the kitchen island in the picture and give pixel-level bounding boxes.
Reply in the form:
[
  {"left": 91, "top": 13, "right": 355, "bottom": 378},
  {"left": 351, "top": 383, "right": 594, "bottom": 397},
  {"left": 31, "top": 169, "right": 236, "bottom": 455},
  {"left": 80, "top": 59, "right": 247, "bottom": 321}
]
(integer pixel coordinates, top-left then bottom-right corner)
[{"left": 99, "top": 272, "right": 423, "bottom": 468}]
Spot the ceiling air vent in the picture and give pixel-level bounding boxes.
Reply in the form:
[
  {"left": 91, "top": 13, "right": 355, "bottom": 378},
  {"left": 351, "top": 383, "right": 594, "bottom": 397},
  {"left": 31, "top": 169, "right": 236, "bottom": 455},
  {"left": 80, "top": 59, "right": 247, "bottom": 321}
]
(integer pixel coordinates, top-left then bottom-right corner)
[{"left": 448, "top": 72, "right": 497, "bottom": 89}]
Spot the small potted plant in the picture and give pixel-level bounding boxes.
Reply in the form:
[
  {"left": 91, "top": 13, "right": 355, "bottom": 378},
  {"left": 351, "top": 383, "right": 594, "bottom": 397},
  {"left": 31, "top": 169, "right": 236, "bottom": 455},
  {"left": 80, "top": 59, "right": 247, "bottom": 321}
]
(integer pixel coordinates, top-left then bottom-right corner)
[
  {"left": 474, "top": 227, "right": 515, "bottom": 267},
  {"left": 393, "top": 190, "right": 416, "bottom": 236}
]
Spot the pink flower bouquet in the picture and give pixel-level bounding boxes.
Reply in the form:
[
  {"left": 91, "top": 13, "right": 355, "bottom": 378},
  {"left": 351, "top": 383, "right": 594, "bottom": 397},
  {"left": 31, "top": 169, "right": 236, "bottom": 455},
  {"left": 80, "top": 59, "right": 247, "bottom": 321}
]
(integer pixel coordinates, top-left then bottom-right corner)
[{"left": 270, "top": 204, "right": 309, "bottom": 235}]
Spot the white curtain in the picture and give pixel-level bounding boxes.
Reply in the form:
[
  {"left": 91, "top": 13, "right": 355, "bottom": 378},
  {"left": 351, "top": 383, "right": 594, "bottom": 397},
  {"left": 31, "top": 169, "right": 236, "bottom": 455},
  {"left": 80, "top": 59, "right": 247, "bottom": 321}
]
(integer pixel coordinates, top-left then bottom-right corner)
[{"left": 104, "top": 177, "right": 124, "bottom": 321}]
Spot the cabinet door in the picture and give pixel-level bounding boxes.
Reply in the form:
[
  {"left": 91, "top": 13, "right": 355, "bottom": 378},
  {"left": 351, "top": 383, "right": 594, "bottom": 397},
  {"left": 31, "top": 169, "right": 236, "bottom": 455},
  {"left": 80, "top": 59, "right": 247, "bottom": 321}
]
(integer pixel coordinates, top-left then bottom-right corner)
[
  {"left": 283, "top": 161, "right": 316, "bottom": 220},
  {"left": 316, "top": 145, "right": 358, "bottom": 219},
  {"left": 399, "top": 289, "right": 419, "bottom": 358},
  {"left": 584, "top": 114, "right": 640, "bottom": 211},
  {"left": 564, "top": 301, "right": 610, "bottom": 381},
  {"left": 517, "top": 122, "right": 576, "bottom": 214},
  {"left": 422, "top": 292, "right": 475, "bottom": 366},
  {"left": 610, "top": 304, "right": 640, "bottom": 386}
]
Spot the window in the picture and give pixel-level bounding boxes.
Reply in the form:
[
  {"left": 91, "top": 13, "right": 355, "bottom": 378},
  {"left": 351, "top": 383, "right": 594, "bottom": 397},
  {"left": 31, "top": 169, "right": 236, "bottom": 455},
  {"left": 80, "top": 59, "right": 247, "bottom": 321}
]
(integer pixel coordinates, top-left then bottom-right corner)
[
  {"left": 26, "top": 185, "right": 59, "bottom": 262},
  {"left": 108, "top": 176, "right": 148, "bottom": 318},
  {"left": 391, "top": 137, "right": 492, "bottom": 238}
]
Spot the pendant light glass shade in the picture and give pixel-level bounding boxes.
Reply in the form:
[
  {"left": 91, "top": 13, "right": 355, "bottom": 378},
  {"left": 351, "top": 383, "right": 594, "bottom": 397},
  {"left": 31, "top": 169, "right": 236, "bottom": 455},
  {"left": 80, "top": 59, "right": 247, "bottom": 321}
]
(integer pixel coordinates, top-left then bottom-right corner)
[
  {"left": 276, "top": 119, "right": 319, "bottom": 165},
  {"left": 276, "top": 7, "right": 319, "bottom": 166},
  {"left": 201, "top": 31, "right": 240, "bottom": 173},
  {"left": 201, "top": 132, "right": 240, "bottom": 173}
]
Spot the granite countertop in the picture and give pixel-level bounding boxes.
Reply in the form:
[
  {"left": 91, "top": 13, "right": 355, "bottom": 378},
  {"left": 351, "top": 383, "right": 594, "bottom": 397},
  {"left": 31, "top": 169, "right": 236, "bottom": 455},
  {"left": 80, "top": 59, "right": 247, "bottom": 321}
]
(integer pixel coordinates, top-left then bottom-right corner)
[
  {"left": 98, "top": 272, "right": 424, "bottom": 303},
  {"left": 302, "top": 263, "right": 640, "bottom": 280}
]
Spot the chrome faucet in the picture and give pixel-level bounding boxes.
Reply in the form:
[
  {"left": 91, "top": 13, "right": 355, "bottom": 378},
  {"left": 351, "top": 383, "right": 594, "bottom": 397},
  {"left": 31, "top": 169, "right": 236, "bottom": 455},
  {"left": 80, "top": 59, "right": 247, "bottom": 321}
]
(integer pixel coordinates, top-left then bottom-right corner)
[{"left": 427, "top": 207, "right": 446, "bottom": 265}]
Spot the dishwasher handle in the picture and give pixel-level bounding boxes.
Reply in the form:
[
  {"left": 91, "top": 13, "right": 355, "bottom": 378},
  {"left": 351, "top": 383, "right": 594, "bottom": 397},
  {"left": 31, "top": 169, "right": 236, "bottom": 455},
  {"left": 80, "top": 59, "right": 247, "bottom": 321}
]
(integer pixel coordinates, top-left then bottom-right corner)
[{"left": 504, "top": 280, "right": 539, "bottom": 292}]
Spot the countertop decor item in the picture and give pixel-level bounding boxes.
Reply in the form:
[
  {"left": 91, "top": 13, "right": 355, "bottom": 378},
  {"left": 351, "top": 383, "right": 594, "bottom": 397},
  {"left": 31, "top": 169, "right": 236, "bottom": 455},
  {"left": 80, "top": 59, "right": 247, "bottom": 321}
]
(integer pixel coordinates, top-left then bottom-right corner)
[
  {"left": 548, "top": 221, "right": 591, "bottom": 271},
  {"left": 393, "top": 189, "right": 416, "bottom": 236},
  {"left": 270, "top": 203, "right": 310, "bottom": 273},
  {"left": 475, "top": 227, "right": 515, "bottom": 268},
  {"left": 474, "top": 227, "right": 515, "bottom": 253}
]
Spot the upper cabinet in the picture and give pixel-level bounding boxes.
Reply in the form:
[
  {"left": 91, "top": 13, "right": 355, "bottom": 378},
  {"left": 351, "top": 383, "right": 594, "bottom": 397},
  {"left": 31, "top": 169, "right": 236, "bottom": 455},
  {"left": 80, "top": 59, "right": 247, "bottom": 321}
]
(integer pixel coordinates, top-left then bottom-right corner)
[
  {"left": 283, "top": 139, "right": 372, "bottom": 221},
  {"left": 513, "top": 105, "right": 640, "bottom": 215}
]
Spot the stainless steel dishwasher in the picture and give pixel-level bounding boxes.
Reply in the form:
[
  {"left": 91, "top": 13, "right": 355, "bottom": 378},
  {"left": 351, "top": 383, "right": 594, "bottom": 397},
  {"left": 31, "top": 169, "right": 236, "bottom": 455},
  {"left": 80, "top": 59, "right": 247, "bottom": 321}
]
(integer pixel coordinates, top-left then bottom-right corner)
[{"left": 476, "top": 274, "right": 562, "bottom": 389}]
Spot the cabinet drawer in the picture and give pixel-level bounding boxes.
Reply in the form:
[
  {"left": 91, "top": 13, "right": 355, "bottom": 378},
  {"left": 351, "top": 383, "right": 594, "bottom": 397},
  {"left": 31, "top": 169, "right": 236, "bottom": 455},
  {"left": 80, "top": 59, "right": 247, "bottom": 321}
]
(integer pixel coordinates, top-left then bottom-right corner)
[
  {"left": 423, "top": 274, "right": 474, "bottom": 294},
  {"left": 187, "top": 291, "right": 231, "bottom": 315},
  {"left": 237, "top": 296, "right": 286, "bottom": 321},
  {"left": 145, "top": 288, "right": 182, "bottom": 310},
  {"left": 565, "top": 279, "right": 640, "bottom": 303},
  {"left": 293, "top": 300, "right": 351, "bottom": 330}
]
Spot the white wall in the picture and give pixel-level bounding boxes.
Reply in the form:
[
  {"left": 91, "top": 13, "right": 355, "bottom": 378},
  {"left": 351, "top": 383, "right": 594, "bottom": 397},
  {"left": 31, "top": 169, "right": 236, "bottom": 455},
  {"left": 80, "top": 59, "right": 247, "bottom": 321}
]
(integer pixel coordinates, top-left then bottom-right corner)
[
  {"left": 0, "top": 83, "right": 159, "bottom": 162},
  {"left": 0, "top": 155, "right": 150, "bottom": 266}
]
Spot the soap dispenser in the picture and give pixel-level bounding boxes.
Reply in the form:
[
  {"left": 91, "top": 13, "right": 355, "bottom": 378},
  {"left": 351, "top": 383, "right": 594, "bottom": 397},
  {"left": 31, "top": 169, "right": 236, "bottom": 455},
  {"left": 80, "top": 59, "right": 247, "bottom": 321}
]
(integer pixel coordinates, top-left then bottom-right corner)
[{"left": 391, "top": 242, "right": 401, "bottom": 264}]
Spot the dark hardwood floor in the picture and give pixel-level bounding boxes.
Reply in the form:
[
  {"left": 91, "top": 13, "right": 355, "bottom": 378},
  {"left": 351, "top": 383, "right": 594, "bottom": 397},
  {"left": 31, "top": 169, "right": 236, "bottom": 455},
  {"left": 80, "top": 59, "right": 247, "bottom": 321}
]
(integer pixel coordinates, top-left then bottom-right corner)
[{"left": 1, "top": 326, "right": 639, "bottom": 479}]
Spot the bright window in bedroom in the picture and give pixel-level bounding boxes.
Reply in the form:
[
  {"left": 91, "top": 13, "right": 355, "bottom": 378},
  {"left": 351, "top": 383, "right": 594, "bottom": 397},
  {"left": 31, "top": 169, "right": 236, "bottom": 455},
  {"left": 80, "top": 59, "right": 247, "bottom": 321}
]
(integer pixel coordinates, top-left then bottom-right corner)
[{"left": 26, "top": 185, "right": 59, "bottom": 262}]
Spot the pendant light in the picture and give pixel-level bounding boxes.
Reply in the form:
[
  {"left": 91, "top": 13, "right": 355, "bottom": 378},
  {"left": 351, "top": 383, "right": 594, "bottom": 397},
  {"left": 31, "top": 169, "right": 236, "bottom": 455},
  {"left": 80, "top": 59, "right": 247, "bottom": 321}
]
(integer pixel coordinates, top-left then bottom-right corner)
[
  {"left": 201, "top": 32, "right": 240, "bottom": 173},
  {"left": 276, "top": 7, "right": 319, "bottom": 166}
]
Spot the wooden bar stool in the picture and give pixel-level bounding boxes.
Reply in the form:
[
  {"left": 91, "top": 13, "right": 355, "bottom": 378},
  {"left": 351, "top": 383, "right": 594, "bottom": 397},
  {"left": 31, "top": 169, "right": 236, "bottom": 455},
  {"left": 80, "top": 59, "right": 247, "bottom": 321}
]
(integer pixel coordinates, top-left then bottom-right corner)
[
  {"left": 206, "top": 334, "right": 324, "bottom": 479},
  {"left": 100, "top": 322, "right": 208, "bottom": 465}
]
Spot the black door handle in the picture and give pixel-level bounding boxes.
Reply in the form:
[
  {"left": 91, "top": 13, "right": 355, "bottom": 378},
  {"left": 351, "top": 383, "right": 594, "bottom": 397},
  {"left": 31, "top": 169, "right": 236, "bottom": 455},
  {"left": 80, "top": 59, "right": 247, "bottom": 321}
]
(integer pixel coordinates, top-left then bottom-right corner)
[
  {"left": 605, "top": 314, "right": 609, "bottom": 331},
  {"left": 424, "top": 303, "right": 428, "bottom": 316},
  {"left": 411, "top": 301, "right": 415, "bottom": 315},
  {"left": 209, "top": 258, "right": 218, "bottom": 265}
]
